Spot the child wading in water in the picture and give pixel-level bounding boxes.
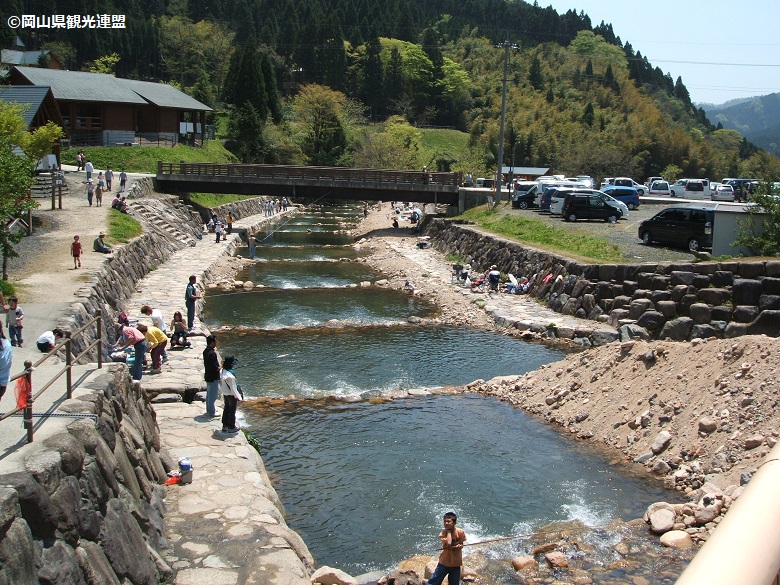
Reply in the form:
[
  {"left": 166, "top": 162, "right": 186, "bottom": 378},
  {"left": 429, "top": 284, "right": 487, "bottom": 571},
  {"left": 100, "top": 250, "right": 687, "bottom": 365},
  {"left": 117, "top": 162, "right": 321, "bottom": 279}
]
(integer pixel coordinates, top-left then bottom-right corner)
[
  {"left": 71, "top": 235, "right": 82, "bottom": 268},
  {"left": 428, "top": 511, "right": 467, "bottom": 585}
]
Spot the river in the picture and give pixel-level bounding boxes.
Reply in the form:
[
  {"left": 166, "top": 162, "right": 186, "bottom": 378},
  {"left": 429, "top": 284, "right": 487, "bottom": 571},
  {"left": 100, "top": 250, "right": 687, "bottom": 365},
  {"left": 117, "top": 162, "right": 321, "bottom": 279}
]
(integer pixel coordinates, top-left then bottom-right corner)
[{"left": 204, "top": 203, "right": 692, "bottom": 582}]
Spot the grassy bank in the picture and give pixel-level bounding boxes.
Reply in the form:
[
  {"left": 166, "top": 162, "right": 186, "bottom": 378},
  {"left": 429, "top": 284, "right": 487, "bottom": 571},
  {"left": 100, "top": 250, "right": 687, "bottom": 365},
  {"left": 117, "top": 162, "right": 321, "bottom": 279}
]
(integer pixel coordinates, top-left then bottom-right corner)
[
  {"left": 61, "top": 141, "right": 236, "bottom": 174},
  {"left": 460, "top": 205, "right": 624, "bottom": 263},
  {"left": 188, "top": 193, "right": 256, "bottom": 208},
  {"left": 108, "top": 209, "right": 143, "bottom": 243}
]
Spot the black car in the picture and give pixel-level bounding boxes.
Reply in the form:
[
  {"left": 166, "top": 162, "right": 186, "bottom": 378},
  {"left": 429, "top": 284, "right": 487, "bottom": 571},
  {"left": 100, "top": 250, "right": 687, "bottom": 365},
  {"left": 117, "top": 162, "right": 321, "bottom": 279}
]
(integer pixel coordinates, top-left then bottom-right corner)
[
  {"left": 511, "top": 182, "right": 538, "bottom": 209},
  {"left": 724, "top": 178, "right": 757, "bottom": 202},
  {"left": 561, "top": 190, "right": 622, "bottom": 223},
  {"left": 638, "top": 206, "right": 714, "bottom": 252}
]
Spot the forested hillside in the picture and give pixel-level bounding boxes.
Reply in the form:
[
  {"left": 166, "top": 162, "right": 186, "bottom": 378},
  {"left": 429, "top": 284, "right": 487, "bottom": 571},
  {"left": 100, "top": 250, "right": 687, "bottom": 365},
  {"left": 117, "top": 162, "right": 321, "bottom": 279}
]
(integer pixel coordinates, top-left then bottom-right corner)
[
  {"left": 703, "top": 93, "right": 780, "bottom": 156},
  {"left": 4, "top": 0, "right": 779, "bottom": 181}
]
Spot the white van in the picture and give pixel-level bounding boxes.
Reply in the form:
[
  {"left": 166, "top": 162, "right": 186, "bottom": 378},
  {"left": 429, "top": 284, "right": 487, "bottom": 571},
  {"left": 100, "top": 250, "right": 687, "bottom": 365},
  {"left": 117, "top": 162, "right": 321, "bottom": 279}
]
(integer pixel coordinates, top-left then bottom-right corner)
[
  {"left": 670, "top": 179, "right": 711, "bottom": 199},
  {"left": 544, "top": 181, "right": 590, "bottom": 213}
]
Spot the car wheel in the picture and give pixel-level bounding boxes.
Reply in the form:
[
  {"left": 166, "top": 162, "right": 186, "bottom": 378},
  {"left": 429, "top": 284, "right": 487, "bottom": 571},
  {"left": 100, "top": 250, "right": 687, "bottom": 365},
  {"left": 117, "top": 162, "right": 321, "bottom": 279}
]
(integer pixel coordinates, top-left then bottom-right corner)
[
  {"left": 637, "top": 189, "right": 645, "bottom": 196},
  {"left": 670, "top": 191, "right": 676, "bottom": 197},
  {"left": 565, "top": 212, "right": 577, "bottom": 222},
  {"left": 519, "top": 201, "right": 529, "bottom": 210},
  {"left": 627, "top": 202, "right": 637, "bottom": 210},
  {"left": 606, "top": 214, "right": 618, "bottom": 224},
  {"left": 688, "top": 238, "right": 702, "bottom": 252},
  {"left": 641, "top": 231, "right": 653, "bottom": 245}
]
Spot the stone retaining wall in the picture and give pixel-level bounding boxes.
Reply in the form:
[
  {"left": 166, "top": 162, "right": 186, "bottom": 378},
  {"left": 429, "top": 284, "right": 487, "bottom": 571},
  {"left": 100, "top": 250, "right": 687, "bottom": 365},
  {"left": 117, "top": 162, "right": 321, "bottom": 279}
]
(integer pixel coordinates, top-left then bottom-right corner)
[
  {"left": 0, "top": 365, "right": 173, "bottom": 584},
  {"left": 64, "top": 195, "right": 201, "bottom": 362},
  {"left": 424, "top": 219, "right": 780, "bottom": 341}
]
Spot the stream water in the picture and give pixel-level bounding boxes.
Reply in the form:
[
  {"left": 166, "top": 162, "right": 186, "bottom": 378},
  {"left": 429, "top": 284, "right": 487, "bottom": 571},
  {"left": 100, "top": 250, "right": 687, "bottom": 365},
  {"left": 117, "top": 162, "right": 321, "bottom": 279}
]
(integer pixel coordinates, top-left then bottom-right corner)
[{"left": 203, "top": 204, "right": 692, "bottom": 582}]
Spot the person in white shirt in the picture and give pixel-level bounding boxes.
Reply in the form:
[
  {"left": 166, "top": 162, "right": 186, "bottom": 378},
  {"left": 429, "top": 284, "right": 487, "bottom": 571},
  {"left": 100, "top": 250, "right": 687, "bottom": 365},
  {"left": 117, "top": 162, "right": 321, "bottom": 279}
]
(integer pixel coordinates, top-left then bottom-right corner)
[
  {"left": 141, "top": 305, "right": 169, "bottom": 362},
  {"left": 219, "top": 355, "right": 243, "bottom": 433},
  {"left": 36, "top": 328, "right": 67, "bottom": 353}
]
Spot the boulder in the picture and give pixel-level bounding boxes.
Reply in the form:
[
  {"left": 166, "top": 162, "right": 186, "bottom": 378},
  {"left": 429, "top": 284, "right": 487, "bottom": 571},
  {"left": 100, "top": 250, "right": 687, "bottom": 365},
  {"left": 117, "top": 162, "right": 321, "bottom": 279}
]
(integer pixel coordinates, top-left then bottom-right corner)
[
  {"left": 311, "top": 566, "right": 358, "bottom": 585},
  {"left": 744, "top": 435, "right": 765, "bottom": 450},
  {"left": 636, "top": 311, "right": 666, "bottom": 331},
  {"left": 544, "top": 551, "right": 568, "bottom": 569},
  {"left": 0, "top": 472, "right": 57, "bottom": 538},
  {"left": 0, "top": 518, "right": 36, "bottom": 585},
  {"left": 99, "top": 498, "right": 158, "bottom": 585},
  {"left": 651, "top": 431, "right": 672, "bottom": 454},
  {"left": 659, "top": 317, "right": 693, "bottom": 341},
  {"left": 659, "top": 530, "right": 693, "bottom": 549},
  {"left": 381, "top": 569, "right": 423, "bottom": 585},
  {"left": 698, "top": 417, "right": 718, "bottom": 434},
  {"left": 648, "top": 508, "right": 676, "bottom": 534},
  {"left": 511, "top": 556, "right": 538, "bottom": 571},
  {"left": 76, "top": 540, "right": 121, "bottom": 585},
  {"left": 37, "top": 541, "right": 85, "bottom": 585}
]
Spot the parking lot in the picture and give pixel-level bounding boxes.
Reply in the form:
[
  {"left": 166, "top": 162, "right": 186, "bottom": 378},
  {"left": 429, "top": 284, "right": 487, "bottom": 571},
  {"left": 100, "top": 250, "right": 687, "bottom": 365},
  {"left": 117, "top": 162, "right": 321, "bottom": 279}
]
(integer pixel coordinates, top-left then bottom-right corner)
[{"left": 503, "top": 199, "right": 697, "bottom": 263}]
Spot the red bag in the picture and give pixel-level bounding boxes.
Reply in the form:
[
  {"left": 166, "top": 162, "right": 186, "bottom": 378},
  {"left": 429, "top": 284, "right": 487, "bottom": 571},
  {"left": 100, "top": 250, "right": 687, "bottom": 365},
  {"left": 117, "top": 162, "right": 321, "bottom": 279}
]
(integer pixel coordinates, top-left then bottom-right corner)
[{"left": 14, "top": 376, "right": 31, "bottom": 409}]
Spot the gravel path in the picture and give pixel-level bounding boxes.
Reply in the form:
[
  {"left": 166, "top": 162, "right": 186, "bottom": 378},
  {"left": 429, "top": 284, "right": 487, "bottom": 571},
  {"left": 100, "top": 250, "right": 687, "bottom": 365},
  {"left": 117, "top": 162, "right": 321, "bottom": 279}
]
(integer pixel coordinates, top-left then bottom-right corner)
[{"left": 8, "top": 167, "right": 147, "bottom": 303}]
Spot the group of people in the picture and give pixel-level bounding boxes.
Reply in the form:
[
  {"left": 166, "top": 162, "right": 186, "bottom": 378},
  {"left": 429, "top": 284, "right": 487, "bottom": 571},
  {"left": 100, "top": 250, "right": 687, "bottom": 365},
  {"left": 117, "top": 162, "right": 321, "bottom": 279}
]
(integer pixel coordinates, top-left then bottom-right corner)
[
  {"left": 111, "top": 302, "right": 195, "bottom": 381},
  {"left": 80, "top": 155, "right": 129, "bottom": 208},
  {"left": 264, "top": 197, "right": 288, "bottom": 217},
  {"left": 453, "top": 264, "right": 532, "bottom": 295}
]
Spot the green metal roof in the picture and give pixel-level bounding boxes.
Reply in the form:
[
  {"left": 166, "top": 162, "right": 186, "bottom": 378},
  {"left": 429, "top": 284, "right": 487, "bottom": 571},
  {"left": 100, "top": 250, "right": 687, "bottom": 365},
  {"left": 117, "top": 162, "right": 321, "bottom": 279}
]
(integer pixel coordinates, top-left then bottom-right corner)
[
  {"left": 120, "top": 78, "right": 211, "bottom": 111},
  {"left": 0, "top": 86, "right": 51, "bottom": 127},
  {"left": 13, "top": 66, "right": 211, "bottom": 110},
  {"left": 14, "top": 66, "right": 147, "bottom": 104}
]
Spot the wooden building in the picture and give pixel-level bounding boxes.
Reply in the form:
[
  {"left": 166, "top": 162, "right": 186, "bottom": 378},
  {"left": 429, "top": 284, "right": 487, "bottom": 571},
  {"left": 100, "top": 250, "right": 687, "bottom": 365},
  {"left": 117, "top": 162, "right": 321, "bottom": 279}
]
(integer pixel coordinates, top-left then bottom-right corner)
[{"left": 8, "top": 66, "right": 211, "bottom": 146}]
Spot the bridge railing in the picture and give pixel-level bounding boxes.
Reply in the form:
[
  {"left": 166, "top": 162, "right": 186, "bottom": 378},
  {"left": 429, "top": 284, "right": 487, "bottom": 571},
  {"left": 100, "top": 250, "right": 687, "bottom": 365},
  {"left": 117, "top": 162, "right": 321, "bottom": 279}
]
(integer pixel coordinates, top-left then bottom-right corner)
[{"left": 158, "top": 162, "right": 461, "bottom": 188}]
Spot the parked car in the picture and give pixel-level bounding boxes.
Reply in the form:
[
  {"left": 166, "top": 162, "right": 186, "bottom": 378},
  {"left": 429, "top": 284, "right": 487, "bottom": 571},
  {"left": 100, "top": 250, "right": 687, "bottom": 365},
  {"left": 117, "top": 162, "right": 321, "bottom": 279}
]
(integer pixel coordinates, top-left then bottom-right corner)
[
  {"left": 638, "top": 206, "right": 714, "bottom": 252},
  {"left": 475, "top": 177, "right": 494, "bottom": 189},
  {"left": 648, "top": 180, "right": 671, "bottom": 197},
  {"left": 645, "top": 176, "right": 664, "bottom": 188},
  {"left": 561, "top": 190, "right": 624, "bottom": 223},
  {"left": 539, "top": 180, "right": 589, "bottom": 211},
  {"left": 511, "top": 182, "right": 539, "bottom": 209},
  {"left": 670, "top": 179, "right": 711, "bottom": 199},
  {"left": 600, "top": 177, "right": 615, "bottom": 189},
  {"left": 601, "top": 185, "right": 640, "bottom": 210},
  {"left": 613, "top": 177, "right": 646, "bottom": 195},
  {"left": 576, "top": 175, "right": 595, "bottom": 188},
  {"left": 724, "top": 178, "right": 757, "bottom": 202},
  {"left": 711, "top": 184, "right": 735, "bottom": 202}
]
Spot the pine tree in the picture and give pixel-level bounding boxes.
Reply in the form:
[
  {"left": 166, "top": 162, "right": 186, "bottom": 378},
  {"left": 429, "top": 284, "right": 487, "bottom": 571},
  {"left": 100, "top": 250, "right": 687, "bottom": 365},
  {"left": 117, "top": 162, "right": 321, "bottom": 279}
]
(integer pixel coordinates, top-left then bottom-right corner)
[{"left": 529, "top": 54, "right": 543, "bottom": 90}]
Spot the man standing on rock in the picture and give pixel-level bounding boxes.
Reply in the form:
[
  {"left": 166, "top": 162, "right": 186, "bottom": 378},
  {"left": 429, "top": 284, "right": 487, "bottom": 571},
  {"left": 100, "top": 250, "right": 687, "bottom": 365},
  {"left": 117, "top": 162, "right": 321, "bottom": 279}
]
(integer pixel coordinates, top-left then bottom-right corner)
[
  {"left": 428, "top": 511, "right": 467, "bottom": 585},
  {"left": 203, "top": 335, "right": 221, "bottom": 417},
  {"left": 185, "top": 275, "right": 201, "bottom": 331}
]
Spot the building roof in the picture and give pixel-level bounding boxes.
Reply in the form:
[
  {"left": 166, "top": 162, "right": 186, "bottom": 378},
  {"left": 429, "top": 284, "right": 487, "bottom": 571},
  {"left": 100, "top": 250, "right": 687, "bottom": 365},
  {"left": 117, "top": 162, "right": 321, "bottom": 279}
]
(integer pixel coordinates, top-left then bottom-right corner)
[
  {"left": 13, "top": 66, "right": 147, "bottom": 104},
  {"left": 501, "top": 166, "right": 550, "bottom": 176},
  {"left": 0, "top": 85, "right": 56, "bottom": 127},
  {"left": 11, "top": 66, "right": 211, "bottom": 111},
  {"left": 1, "top": 49, "right": 48, "bottom": 66},
  {"left": 120, "top": 78, "right": 212, "bottom": 111}
]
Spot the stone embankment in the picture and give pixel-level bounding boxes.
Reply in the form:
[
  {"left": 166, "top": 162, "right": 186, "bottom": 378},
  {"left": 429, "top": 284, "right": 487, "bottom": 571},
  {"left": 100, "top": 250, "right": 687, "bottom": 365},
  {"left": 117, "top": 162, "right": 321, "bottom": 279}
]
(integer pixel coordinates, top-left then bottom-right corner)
[
  {"left": 423, "top": 218, "right": 780, "bottom": 342},
  {"left": 0, "top": 193, "right": 314, "bottom": 584}
]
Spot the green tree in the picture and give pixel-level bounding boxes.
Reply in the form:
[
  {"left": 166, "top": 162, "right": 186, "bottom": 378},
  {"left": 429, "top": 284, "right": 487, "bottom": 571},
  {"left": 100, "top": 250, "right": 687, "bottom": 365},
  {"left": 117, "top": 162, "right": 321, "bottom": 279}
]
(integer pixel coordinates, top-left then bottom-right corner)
[
  {"left": 225, "top": 102, "right": 267, "bottom": 163},
  {"left": 86, "top": 53, "right": 120, "bottom": 75},
  {"left": 0, "top": 103, "right": 40, "bottom": 280},
  {"left": 528, "top": 54, "right": 543, "bottom": 90},
  {"left": 291, "top": 84, "right": 349, "bottom": 166},
  {"left": 736, "top": 191, "right": 780, "bottom": 255},
  {"left": 20, "top": 122, "right": 66, "bottom": 167}
]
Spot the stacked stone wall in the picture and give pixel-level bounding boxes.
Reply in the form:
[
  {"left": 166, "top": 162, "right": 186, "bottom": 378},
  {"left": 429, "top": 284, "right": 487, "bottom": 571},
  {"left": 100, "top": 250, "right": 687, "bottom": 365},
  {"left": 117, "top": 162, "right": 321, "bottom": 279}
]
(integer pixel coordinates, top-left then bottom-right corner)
[
  {"left": 0, "top": 366, "right": 174, "bottom": 584},
  {"left": 424, "top": 219, "right": 780, "bottom": 340}
]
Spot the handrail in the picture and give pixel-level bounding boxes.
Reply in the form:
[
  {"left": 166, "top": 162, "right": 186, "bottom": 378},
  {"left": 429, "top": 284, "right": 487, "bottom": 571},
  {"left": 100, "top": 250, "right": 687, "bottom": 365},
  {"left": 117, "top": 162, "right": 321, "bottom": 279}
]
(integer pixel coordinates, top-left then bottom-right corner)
[
  {"left": 0, "top": 311, "right": 103, "bottom": 443},
  {"left": 156, "top": 161, "right": 462, "bottom": 188}
]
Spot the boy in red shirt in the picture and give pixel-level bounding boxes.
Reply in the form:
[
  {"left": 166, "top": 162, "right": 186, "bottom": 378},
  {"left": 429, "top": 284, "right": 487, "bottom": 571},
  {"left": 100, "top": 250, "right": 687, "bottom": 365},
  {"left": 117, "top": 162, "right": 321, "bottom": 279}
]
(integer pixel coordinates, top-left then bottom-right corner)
[
  {"left": 428, "top": 511, "right": 467, "bottom": 585},
  {"left": 71, "top": 235, "right": 82, "bottom": 269}
]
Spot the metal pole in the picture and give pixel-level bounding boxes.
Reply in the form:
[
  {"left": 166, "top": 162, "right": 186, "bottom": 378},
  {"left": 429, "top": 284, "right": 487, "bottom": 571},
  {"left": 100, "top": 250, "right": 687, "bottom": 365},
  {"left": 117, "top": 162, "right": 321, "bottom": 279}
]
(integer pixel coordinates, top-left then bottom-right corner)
[
  {"left": 495, "top": 39, "right": 512, "bottom": 208},
  {"left": 23, "top": 360, "right": 33, "bottom": 442},
  {"left": 97, "top": 311, "right": 102, "bottom": 369},
  {"left": 66, "top": 338, "right": 72, "bottom": 398}
]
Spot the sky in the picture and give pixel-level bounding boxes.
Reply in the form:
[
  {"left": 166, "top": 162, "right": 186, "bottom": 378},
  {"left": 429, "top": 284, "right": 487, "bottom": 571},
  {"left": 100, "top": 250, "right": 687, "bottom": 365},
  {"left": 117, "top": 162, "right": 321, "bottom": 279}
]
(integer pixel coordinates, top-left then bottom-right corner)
[{"left": 542, "top": 0, "right": 780, "bottom": 106}]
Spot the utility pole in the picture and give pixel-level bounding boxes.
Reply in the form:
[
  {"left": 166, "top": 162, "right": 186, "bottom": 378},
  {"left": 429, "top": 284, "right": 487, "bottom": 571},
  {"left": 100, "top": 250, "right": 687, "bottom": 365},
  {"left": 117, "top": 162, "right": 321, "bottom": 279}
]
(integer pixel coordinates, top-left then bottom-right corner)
[{"left": 495, "top": 38, "right": 518, "bottom": 208}]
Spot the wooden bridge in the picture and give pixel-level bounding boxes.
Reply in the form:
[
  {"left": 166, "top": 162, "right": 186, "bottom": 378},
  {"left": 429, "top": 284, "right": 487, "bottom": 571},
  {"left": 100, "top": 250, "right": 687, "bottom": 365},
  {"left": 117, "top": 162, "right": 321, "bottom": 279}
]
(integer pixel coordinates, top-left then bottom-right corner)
[{"left": 156, "top": 162, "right": 463, "bottom": 205}]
